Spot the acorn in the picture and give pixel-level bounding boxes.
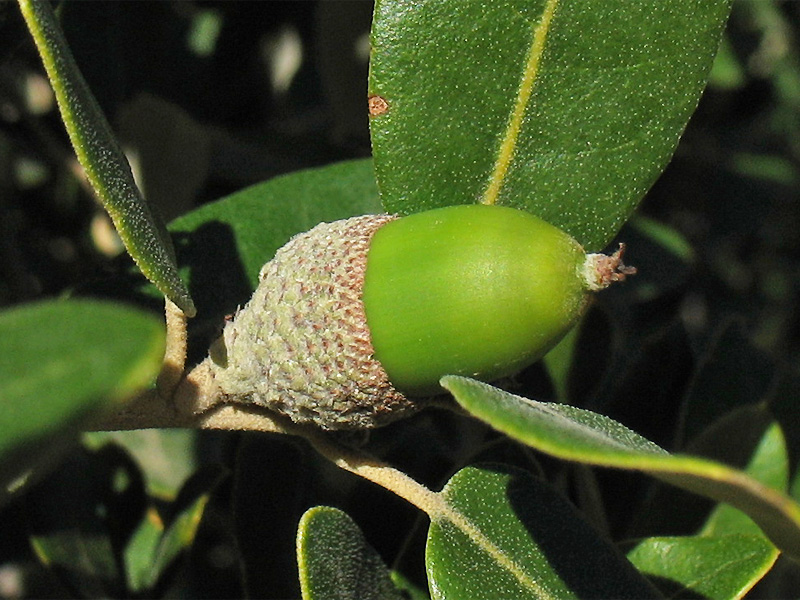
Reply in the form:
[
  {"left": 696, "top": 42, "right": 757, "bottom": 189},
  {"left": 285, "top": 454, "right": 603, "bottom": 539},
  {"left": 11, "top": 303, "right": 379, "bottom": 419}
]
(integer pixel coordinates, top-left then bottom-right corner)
[{"left": 207, "top": 204, "right": 634, "bottom": 430}]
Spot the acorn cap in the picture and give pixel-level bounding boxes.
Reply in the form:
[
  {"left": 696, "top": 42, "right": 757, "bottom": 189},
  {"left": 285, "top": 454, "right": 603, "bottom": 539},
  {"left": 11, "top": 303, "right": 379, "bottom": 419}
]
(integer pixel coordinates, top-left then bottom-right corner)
[{"left": 209, "top": 214, "right": 416, "bottom": 430}]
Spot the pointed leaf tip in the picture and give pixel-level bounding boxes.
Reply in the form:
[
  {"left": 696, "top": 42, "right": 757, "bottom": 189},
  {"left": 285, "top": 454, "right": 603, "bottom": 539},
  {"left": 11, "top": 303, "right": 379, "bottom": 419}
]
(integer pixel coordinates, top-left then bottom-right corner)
[{"left": 17, "top": 0, "right": 195, "bottom": 316}]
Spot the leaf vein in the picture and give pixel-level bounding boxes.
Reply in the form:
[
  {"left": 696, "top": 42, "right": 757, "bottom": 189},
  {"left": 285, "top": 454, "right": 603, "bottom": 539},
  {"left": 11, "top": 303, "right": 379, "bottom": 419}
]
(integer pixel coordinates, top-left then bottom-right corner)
[
  {"left": 434, "top": 505, "right": 552, "bottom": 598},
  {"left": 482, "top": 0, "right": 559, "bottom": 205}
]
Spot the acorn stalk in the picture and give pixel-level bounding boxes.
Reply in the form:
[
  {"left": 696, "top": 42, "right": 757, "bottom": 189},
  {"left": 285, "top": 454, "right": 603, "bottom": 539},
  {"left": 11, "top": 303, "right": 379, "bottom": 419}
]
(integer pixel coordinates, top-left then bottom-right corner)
[{"left": 206, "top": 204, "right": 634, "bottom": 430}]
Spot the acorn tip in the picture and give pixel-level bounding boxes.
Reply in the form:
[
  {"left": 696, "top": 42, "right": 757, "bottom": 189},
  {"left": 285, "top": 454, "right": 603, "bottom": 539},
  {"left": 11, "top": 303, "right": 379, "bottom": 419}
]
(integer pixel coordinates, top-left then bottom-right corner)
[{"left": 583, "top": 244, "right": 637, "bottom": 291}]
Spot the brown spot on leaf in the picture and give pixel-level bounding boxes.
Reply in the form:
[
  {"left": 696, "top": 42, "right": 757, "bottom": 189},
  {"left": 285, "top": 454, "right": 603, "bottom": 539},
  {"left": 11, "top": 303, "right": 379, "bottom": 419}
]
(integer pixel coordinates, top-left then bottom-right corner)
[{"left": 368, "top": 95, "right": 389, "bottom": 116}]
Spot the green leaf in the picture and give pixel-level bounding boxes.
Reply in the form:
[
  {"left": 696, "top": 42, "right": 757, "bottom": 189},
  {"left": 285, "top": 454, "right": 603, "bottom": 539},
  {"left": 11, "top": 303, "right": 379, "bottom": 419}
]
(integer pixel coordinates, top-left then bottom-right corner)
[
  {"left": 171, "top": 159, "right": 381, "bottom": 290},
  {"left": 166, "top": 159, "right": 382, "bottom": 328},
  {"left": 125, "top": 465, "right": 224, "bottom": 594},
  {"left": 700, "top": 421, "right": 789, "bottom": 538},
  {"left": 390, "top": 572, "right": 431, "bottom": 600},
  {"left": 17, "top": 0, "right": 194, "bottom": 315},
  {"left": 628, "top": 216, "right": 695, "bottom": 264},
  {"left": 426, "top": 465, "right": 659, "bottom": 599},
  {"left": 679, "top": 321, "right": 777, "bottom": 447},
  {"left": 124, "top": 507, "right": 164, "bottom": 593},
  {"left": 297, "top": 506, "right": 404, "bottom": 600},
  {"left": 0, "top": 299, "right": 164, "bottom": 502},
  {"left": 145, "top": 466, "right": 224, "bottom": 591},
  {"left": 627, "top": 534, "right": 778, "bottom": 600},
  {"left": 441, "top": 376, "right": 800, "bottom": 560},
  {"left": 369, "top": 0, "right": 732, "bottom": 250},
  {"left": 708, "top": 34, "right": 746, "bottom": 90},
  {"left": 625, "top": 423, "right": 786, "bottom": 598},
  {"left": 542, "top": 322, "right": 580, "bottom": 403}
]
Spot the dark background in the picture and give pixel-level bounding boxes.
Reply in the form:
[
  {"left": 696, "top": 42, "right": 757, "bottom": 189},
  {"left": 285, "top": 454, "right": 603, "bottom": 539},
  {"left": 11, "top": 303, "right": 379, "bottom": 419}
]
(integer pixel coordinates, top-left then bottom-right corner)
[{"left": 1, "top": 1, "right": 799, "bottom": 597}]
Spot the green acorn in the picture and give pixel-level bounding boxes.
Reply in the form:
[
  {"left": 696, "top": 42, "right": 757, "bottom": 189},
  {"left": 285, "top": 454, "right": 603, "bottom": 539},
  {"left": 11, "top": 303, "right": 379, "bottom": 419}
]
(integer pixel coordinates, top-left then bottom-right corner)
[{"left": 207, "top": 204, "right": 634, "bottom": 430}]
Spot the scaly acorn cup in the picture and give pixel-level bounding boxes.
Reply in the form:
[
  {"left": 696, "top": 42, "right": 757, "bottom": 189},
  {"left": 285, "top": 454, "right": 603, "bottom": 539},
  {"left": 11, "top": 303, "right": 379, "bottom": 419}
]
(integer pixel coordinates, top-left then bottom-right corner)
[{"left": 207, "top": 204, "right": 634, "bottom": 430}]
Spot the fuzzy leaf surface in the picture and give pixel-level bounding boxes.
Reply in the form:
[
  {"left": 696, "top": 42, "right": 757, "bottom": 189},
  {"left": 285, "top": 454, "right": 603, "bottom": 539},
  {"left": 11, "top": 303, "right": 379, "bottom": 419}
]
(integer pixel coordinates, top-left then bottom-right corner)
[
  {"left": 441, "top": 376, "right": 800, "bottom": 560},
  {"left": 297, "top": 506, "right": 404, "bottom": 600},
  {"left": 17, "top": 0, "right": 194, "bottom": 315},
  {"left": 426, "top": 465, "right": 658, "bottom": 599}
]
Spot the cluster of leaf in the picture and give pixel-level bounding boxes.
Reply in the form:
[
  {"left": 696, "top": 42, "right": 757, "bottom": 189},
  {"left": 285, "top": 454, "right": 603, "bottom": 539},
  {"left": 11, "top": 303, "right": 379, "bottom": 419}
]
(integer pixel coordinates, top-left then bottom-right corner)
[{"left": 3, "top": 0, "right": 800, "bottom": 598}]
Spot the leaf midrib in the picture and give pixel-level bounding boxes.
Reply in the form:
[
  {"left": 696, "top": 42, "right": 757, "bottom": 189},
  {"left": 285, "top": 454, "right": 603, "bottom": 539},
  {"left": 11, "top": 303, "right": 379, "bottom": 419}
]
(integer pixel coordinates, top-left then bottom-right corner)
[{"left": 482, "top": 0, "right": 559, "bottom": 206}]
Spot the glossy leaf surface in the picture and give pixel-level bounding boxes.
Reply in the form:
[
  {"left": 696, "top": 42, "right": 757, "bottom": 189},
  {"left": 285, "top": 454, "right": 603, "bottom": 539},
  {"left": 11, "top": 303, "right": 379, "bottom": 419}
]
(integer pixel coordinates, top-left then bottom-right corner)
[
  {"left": 625, "top": 423, "right": 785, "bottom": 598},
  {"left": 0, "top": 300, "right": 164, "bottom": 502},
  {"left": 370, "top": 0, "right": 732, "bottom": 250},
  {"left": 169, "top": 159, "right": 382, "bottom": 301},
  {"left": 627, "top": 535, "right": 778, "bottom": 600}
]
